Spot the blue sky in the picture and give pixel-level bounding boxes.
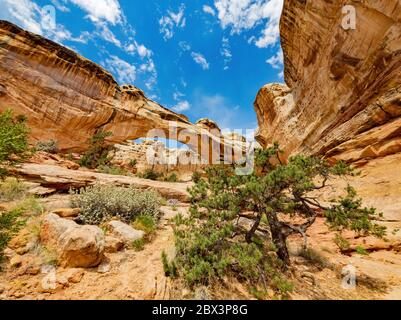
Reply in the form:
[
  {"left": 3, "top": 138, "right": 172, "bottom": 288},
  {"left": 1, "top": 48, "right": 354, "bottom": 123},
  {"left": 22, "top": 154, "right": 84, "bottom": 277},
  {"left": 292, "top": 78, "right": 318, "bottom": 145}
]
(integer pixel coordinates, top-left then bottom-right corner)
[{"left": 0, "top": 0, "right": 284, "bottom": 132}]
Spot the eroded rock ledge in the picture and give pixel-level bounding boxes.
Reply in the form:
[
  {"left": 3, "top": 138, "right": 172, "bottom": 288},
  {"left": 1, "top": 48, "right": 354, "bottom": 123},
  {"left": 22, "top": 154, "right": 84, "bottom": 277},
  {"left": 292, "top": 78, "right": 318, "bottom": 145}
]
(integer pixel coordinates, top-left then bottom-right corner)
[{"left": 255, "top": 0, "right": 401, "bottom": 164}]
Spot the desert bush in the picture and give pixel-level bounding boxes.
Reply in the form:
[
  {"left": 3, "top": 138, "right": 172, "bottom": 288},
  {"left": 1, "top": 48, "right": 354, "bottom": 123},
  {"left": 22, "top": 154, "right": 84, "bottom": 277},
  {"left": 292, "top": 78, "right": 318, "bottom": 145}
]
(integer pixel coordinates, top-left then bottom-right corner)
[
  {"left": 13, "top": 197, "right": 43, "bottom": 216},
  {"left": 140, "top": 169, "right": 160, "bottom": 181},
  {"left": 36, "top": 140, "right": 58, "bottom": 154},
  {"left": 132, "top": 238, "right": 146, "bottom": 251},
  {"left": 0, "top": 109, "right": 30, "bottom": 179},
  {"left": 71, "top": 185, "right": 162, "bottom": 225},
  {"left": 97, "top": 165, "right": 128, "bottom": 176},
  {"left": 129, "top": 159, "right": 137, "bottom": 168},
  {"left": 333, "top": 233, "right": 351, "bottom": 252},
  {"left": 164, "top": 173, "right": 178, "bottom": 183},
  {"left": 191, "top": 171, "right": 202, "bottom": 183},
  {"left": 355, "top": 246, "right": 369, "bottom": 255},
  {"left": 133, "top": 215, "right": 157, "bottom": 235},
  {"left": 0, "top": 178, "right": 27, "bottom": 201},
  {"left": 0, "top": 207, "right": 27, "bottom": 263},
  {"left": 79, "top": 130, "right": 113, "bottom": 169},
  {"left": 162, "top": 251, "right": 177, "bottom": 278}
]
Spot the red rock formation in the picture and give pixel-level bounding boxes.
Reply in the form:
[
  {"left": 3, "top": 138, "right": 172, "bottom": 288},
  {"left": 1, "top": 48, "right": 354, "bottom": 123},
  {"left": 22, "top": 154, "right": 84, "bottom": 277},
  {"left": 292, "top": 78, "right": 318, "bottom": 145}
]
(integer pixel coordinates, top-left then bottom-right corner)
[
  {"left": 0, "top": 20, "right": 244, "bottom": 163},
  {"left": 255, "top": 0, "right": 401, "bottom": 164}
]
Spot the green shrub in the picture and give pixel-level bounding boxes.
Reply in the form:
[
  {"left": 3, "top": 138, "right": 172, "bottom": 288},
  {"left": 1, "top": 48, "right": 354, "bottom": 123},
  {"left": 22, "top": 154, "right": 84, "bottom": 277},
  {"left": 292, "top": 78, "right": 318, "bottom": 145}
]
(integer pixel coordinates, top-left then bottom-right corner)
[
  {"left": 71, "top": 185, "right": 162, "bottom": 225},
  {"left": 79, "top": 131, "right": 113, "bottom": 169},
  {"left": 355, "top": 246, "right": 369, "bottom": 255},
  {"left": 0, "top": 178, "right": 27, "bottom": 201},
  {"left": 140, "top": 169, "right": 160, "bottom": 181},
  {"left": 97, "top": 165, "right": 128, "bottom": 176},
  {"left": 13, "top": 197, "right": 43, "bottom": 216},
  {"left": 133, "top": 215, "right": 157, "bottom": 235},
  {"left": 162, "top": 251, "right": 177, "bottom": 278},
  {"left": 129, "top": 159, "right": 137, "bottom": 168},
  {"left": 334, "top": 234, "right": 351, "bottom": 252},
  {"left": 0, "top": 109, "right": 30, "bottom": 179},
  {"left": 132, "top": 238, "right": 146, "bottom": 251},
  {"left": 36, "top": 140, "right": 58, "bottom": 154},
  {"left": 191, "top": 171, "right": 202, "bottom": 183},
  {"left": 164, "top": 173, "right": 178, "bottom": 183},
  {"left": 0, "top": 208, "right": 25, "bottom": 263}
]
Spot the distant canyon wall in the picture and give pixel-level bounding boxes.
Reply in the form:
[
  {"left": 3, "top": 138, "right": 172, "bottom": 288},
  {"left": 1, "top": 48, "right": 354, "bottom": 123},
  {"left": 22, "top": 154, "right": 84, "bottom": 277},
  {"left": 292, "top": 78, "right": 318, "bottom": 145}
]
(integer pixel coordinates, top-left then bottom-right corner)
[{"left": 255, "top": 0, "right": 401, "bottom": 165}]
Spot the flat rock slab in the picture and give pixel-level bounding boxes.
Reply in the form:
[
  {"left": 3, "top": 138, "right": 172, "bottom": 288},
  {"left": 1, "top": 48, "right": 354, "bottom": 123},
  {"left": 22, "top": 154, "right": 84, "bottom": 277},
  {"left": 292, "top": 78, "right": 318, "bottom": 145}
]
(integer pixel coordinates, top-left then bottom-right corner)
[
  {"left": 108, "top": 220, "right": 145, "bottom": 245},
  {"left": 10, "top": 163, "right": 191, "bottom": 202}
]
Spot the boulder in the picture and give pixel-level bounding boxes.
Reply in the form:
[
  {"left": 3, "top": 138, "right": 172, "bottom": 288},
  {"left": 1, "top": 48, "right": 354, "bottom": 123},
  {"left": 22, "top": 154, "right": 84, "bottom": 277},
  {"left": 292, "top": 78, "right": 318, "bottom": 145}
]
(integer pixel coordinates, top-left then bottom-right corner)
[
  {"left": 104, "top": 236, "right": 124, "bottom": 253},
  {"left": 108, "top": 220, "right": 145, "bottom": 246},
  {"left": 40, "top": 214, "right": 105, "bottom": 268}
]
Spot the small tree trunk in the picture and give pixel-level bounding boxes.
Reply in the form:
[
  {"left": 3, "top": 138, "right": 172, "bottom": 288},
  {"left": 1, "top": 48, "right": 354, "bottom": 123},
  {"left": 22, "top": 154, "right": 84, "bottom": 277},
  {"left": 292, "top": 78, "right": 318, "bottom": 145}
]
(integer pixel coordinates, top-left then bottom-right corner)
[
  {"left": 246, "top": 213, "right": 262, "bottom": 243},
  {"left": 268, "top": 213, "right": 291, "bottom": 266}
]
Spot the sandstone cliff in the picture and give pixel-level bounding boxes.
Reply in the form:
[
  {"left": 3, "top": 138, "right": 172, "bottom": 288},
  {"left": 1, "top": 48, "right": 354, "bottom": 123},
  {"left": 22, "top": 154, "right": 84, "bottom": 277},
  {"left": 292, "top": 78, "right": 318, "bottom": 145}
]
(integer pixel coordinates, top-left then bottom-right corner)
[
  {"left": 0, "top": 20, "right": 243, "bottom": 163},
  {"left": 255, "top": 0, "right": 401, "bottom": 165}
]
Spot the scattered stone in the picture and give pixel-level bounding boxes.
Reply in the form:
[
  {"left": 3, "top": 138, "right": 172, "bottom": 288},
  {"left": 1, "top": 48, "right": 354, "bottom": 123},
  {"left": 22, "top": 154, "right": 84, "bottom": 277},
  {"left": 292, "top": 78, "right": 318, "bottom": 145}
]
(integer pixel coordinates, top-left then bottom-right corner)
[
  {"left": 10, "top": 256, "right": 23, "bottom": 268},
  {"left": 98, "top": 261, "right": 111, "bottom": 274},
  {"left": 58, "top": 269, "right": 85, "bottom": 285},
  {"left": 108, "top": 220, "right": 145, "bottom": 245},
  {"left": 105, "top": 236, "right": 124, "bottom": 253},
  {"left": 41, "top": 214, "right": 105, "bottom": 268},
  {"left": 3, "top": 248, "right": 16, "bottom": 260},
  {"left": 52, "top": 208, "right": 80, "bottom": 218}
]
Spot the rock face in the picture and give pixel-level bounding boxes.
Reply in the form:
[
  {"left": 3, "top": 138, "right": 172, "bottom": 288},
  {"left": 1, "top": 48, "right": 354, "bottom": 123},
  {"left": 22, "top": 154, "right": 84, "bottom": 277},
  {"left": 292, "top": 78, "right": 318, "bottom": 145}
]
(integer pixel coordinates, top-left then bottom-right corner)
[
  {"left": 0, "top": 20, "right": 244, "bottom": 163},
  {"left": 40, "top": 214, "right": 105, "bottom": 268},
  {"left": 111, "top": 140, "right": 203, "bottom": 179},
  {"left": 10, "top": 163, "right": 191, "bottom": 202},
  {"left": 255, "top": 0, "right": 401, "bottom": 164}
]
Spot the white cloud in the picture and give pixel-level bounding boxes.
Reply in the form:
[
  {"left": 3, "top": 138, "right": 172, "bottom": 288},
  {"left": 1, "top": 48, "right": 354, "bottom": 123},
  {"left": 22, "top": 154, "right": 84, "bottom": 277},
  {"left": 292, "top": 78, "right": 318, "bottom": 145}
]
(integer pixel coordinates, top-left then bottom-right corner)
[
  {"left": 266, "top": 49, "right": 283, "bottom": 69},
  {"left": 221, "top": 37, "right": 232, "bottom": 70},
  {"left": 213, "top": 0, "right": 283, "bottom": 48},
  {"left": 172, "top": 100, "right": 190, "bottom": 113},
  {"left": 0, "top": 0, "right": 90, "bottom": 44},
  {"left": 191, "top": 52, "right": 210, "bottom": 70},
  {"left": 67, "top": 0, "right": 123, "bottom": 25},
  {"left": 0, "top": 0, "right": 44, "bottom": 34},
  {"left": 51, "top": 0, "right": 70, "bottom": 12},
  {"left": 137, "top": 44, "right": 152, "bottom": 58},
  {"left": 96, "top": 22, "right": 122, "bottom": 47},
  {"left": 173, "top": 91, "right": 185, "bottom": 101},
  {"left": 103, "top": 55, "right": 136, "bottom": 84},
  {"left": 126, "top": 41, "right": 153, "bottom": 58},
  {"left": 159, "top": 4, "right": 186, "bottom": 40},
  {"left": 179, "top": 41, "right": 191, "bottom": 52},
  {"left": 203, "top": 5, "right": 216, "bottom": 16}
]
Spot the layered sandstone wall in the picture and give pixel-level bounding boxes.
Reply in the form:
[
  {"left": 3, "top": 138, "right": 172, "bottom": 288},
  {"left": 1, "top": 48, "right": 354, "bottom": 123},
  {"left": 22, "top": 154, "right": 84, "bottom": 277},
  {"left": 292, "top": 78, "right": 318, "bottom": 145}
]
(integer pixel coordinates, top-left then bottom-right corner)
[
  {"left": 0, "top": 20, "right": 244, "bottom": 163},
  {"left": 255, "top": 0, "right": 401, "bottom": 164}
]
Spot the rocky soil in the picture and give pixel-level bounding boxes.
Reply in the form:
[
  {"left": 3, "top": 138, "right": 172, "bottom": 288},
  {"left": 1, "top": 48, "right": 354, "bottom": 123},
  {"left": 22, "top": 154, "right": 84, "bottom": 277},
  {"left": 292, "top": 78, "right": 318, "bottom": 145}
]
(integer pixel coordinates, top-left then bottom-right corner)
[{"left": 0, "top": 157, "right": 400, "bottom": 300}]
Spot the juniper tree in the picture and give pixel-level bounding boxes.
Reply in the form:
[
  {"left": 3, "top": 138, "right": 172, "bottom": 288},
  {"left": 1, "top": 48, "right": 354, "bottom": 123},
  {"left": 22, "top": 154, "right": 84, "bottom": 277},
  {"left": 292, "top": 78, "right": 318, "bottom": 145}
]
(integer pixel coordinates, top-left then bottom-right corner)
[
  {"left": 173, "top": 143, "right": 386, "bottom": 288},
  {"left": 79, "top": 130, "right": 113, "bottom": 169},
  {"left": 0, "top": 109, "right": 30, "bottom": 179}
]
